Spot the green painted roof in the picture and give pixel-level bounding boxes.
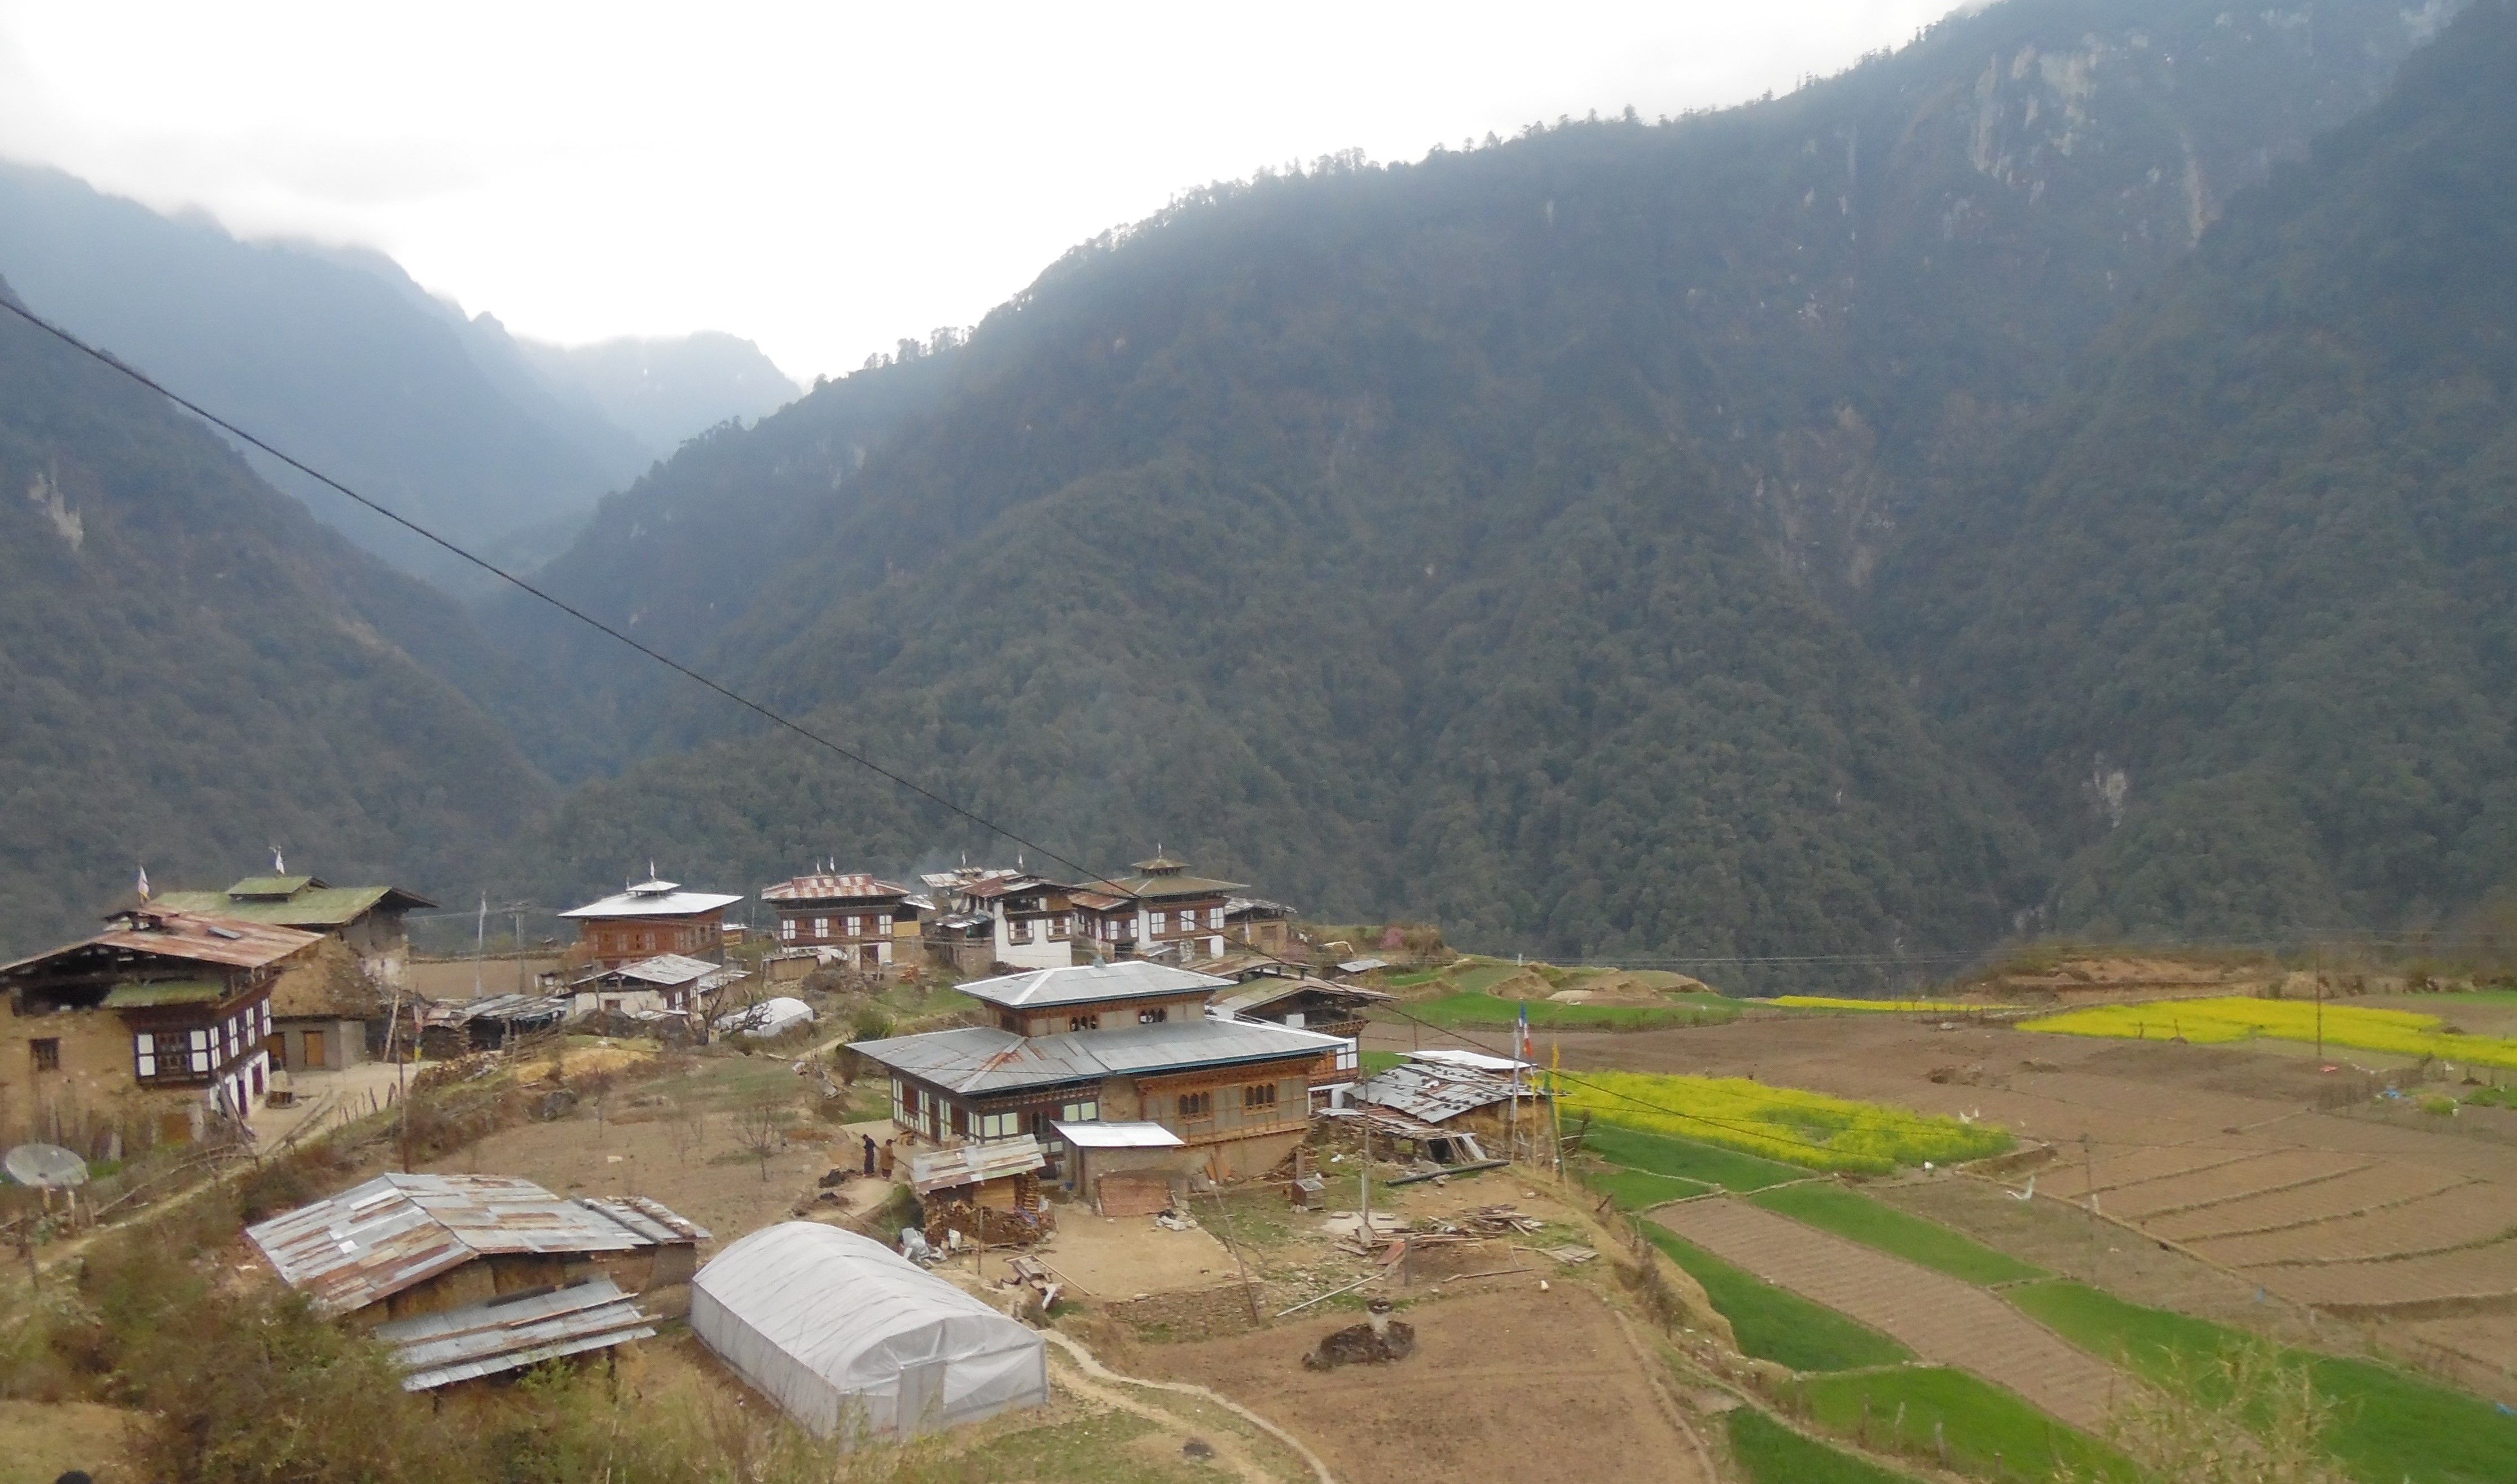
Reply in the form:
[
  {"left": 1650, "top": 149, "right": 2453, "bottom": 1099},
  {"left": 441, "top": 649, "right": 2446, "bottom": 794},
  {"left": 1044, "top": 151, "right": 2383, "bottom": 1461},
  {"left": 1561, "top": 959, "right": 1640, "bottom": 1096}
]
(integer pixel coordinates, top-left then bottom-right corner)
[
  {"left": 103, "top": 980, "right": 226, "bottom": 1008},
  {"left": 227, "top": 874, "right": 317, "bottom": 899},
  {"left": 151, "top": 883, "right": 431, "bottom": 927}
]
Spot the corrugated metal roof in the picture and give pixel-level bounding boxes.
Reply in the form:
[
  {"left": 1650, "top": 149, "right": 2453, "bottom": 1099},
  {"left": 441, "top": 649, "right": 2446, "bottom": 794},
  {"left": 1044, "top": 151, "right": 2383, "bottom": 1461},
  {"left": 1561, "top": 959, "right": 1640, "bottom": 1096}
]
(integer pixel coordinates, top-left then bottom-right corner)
[
  {"left": 910, "top": 1136, "right": 1046, "bottom": 1195},
  {"left": 449, "top": 993, "right": 572, "bottom": 1023},
  {"left": 956, "top": 961, "right": 1228, "bottom": 1011},
  {"left": 245, "top": 1173, "right": 708, "bottom": 1316},
  {"left": 560, "top": 881, "right": 743, "bottom": 919},
  {"left": 1350, "top": 1063, "right": 1532, "bottom": 1124},
  {"left": 1215, "top": 976, "right": 1394, "bottom": 1015},
  {"left": 1409, "top": 1048, "right": 1533, "bottom": 1074},
  {"left": 1053, "top": 1120, "right": 1183, "bottom": 1150},
  {"left": 373, "top": 1278, "right": 654, "bottom": 1391},
  {"left": 1334, "top": 957, "right": 1391, "bottom": 975},
  {"left": 575, "top": 953, "right": 720, "bottom": 989},
  {"left": 1, "top": 910, "right": 320, "bottom": 977},
  {"left": 853, "top": 1017, "right": 1343, "bottom": 1095},
  {"left": 760, "top": 873, "right": 911, "bottom": 902}
]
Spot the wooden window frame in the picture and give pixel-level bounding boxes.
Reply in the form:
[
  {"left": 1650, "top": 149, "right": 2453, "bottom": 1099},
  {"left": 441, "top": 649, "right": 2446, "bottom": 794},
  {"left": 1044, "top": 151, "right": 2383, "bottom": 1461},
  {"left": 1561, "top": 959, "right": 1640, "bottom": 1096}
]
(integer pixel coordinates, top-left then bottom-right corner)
[
  {"left": 30, "top": 1037, "right": 60, "bottom": 1073},
  {"left": 1243, "top": 1082, "right": 1279, "bottom": 1112}
]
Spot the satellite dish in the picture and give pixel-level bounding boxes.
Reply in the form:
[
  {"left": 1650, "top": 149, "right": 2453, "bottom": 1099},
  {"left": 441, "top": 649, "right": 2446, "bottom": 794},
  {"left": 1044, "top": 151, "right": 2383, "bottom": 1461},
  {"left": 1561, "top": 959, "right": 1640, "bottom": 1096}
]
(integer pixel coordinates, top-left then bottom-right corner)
[{"left": 2, "top": 1143, "right": 89, "bottom": 1189}]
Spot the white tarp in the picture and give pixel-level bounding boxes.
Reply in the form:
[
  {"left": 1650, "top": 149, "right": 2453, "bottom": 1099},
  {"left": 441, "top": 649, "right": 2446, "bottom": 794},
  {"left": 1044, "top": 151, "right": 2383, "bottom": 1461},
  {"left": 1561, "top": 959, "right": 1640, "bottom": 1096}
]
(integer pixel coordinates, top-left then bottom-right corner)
[{"left": 691, "top": 1222, "right": 1048, "bottom": 1443}]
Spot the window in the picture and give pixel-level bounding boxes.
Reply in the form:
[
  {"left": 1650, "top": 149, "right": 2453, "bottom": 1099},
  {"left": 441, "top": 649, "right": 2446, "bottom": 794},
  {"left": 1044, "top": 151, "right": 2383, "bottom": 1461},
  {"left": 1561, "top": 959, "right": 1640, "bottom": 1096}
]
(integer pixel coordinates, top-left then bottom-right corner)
[
  {"left": 1066, "top": 1013, "right": 1101, "bottom": 1032},
  {"left": 1008, "top": 918, "right": 1033, "bottom": 944},
  {"left": 1137, "top": 1006, "right": 1167, "bottom": 1025},
  {"left": 916, "top": 1087, "right": 935, "bottom": 1135},
  {"left": 876, "top": 914, "right": 891, "bottom": 935},
  {"left": 1177, "top": 1090, "right": 1213, "bottom": 1121},
  {"left": 226, "top": 1016, "right": 240, "bottom": 1060},
  {"left": 134, "top": 1032, "right": 156, "bottom": 1078},
  {"left": 259, "top": 1001, "right": 272, "bottom": 1038},
  {"left": 1244, "top": 1082, "right": 1279, "bottom": 1112},
  {"left": 1150, "top": 910, "right": 1168, "bottom": 935},
  {"left": 891, "top": 1078, "right": 908, "bottom": 1123},
  {"left": 30, "top": 1038, "right": 60, "bottom": 1073},
  {"left": 781, "top": 918, "right": 798, "bottom": 942},
  {"left": 1049, "top": 915, "right": 1068, "bottom": 940},
  {"left": 189, "top": 1028, "right": 213, "bottom": 1073},
  {"left": 1060, "top": 1099, "right": 1099, "bottom": 1123},
  {"left": 977, "top": 1110, "right": 1021, "bottom": 1139},
  {"left": 811, "top": 917, "right": 829, "bottom": 940},
  {"left": 844, "top": 915, "right": 860, "bottom": 937}
]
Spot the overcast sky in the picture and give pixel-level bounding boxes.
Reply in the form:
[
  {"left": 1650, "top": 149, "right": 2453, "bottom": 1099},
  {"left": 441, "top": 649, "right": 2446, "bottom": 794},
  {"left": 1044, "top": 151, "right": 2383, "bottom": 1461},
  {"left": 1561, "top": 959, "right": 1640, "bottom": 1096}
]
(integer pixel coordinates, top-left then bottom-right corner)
[{"left": 0, "top": 1, "right": 1956, "bottom": 380}]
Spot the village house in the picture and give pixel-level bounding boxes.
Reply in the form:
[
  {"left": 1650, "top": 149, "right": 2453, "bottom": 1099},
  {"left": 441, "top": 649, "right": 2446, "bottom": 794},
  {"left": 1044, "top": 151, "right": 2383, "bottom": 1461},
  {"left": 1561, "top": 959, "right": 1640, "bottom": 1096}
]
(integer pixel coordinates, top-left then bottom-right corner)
[
  {"left": 920, "top": 867, "right": 1078, "bottom": 970},
  {"left": 152, "top": 870, "right": 436, "bottom": 988},
  {"left": 560, "top": 875, "right": 742, "bottom": 970},
  {"left": 1214, "top": 968, "right": 1388, "bottom": 1097},
  {"left": 759, "top": 871, "right": 924, "bottom": 972},
  {"left": 263, "top": 937, "right": 389, "bottom": 1073},
  {"left": 1221, "top": 896, "right": 1294, "bottom": 954},
  {"left": 565, "top": 952, "right": 746, "bottom": 1020},
  {"left": 247, "top": 1173, "right": 709, "bottom": 1390},
  {"left": 1071, "top": 856, "right": 1240, "bottom": 963},
  {"left": 849, "top": 961, "right": 1342, "bottom": 1186},
  {"left": 0, "top": 908, "right": 320, "bottom": 1146}
]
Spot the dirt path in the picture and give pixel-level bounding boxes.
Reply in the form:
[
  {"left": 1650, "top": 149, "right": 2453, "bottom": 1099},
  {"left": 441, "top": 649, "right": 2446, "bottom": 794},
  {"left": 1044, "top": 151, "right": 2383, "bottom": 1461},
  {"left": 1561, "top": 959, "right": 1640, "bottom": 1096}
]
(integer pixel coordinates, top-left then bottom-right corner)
[
  {"left": 1042, "top": 1329, "right": 1336, "bottom": 1484},
  {"left": 1654, "top": 1198, "right": 2134, "bottom": 1431}
]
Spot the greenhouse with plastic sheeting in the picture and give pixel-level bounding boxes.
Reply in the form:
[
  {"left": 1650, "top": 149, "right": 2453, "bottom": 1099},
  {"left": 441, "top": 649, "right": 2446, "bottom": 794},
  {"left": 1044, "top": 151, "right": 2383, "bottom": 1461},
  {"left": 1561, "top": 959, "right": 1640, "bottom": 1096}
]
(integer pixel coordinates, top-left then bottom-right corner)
[{"left": 691, "top": 1222, "right": 1048, "bottom": 1442}]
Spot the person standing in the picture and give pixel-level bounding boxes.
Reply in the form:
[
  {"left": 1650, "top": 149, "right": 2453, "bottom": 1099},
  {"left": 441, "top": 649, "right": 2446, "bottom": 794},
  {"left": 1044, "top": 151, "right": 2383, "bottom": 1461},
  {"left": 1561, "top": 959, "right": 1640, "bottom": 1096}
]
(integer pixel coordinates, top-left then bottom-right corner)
[{"left": 861, "top": 1133, "right": 877, "bottom": 1176}]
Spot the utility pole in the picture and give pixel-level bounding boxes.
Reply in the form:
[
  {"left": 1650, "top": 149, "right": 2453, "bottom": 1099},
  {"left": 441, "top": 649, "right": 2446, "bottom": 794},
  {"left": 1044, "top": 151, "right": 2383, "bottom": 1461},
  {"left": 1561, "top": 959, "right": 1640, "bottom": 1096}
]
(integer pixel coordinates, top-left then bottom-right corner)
[{"left": 2314, "top": 939, "right": 2326, "bottom": 1063}]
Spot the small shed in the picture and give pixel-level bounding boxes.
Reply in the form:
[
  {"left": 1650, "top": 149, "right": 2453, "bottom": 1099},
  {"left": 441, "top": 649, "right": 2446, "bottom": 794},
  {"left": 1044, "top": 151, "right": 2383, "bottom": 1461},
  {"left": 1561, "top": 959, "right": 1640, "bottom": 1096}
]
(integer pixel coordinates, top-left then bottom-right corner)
[
  {"left": 1052, "top": 1120, "right": 1192, "bottom": 1216},
  {"left": 691, "top": 1223, "right": 1048, "bottom": 1442}
]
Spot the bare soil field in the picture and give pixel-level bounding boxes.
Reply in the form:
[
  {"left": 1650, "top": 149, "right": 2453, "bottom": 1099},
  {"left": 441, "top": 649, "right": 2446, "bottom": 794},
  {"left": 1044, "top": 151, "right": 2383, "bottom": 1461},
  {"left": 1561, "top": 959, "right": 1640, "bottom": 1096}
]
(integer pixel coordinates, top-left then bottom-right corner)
[
  {"left": 1653, "top": 1197, "right": 2134, "bottom": 1429},
  {"left": 1484, "top": 1013, "right": 2517, "bottom": 1392},
  {"left": 1127, "top": 1284, "right": 1710, "bottom": 1484},
  {"left": 1042, "top": 1212, "right": 1244, "bottom": 1297},
  {"left": 0, "top": 1398, "right": 130, "bottom": 1484}
]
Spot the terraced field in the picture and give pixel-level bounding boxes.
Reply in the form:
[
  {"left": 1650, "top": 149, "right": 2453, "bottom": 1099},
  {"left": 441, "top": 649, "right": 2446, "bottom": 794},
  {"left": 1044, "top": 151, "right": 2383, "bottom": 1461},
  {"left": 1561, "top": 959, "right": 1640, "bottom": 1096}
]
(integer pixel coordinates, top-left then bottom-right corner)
[{"left": 1654, "top": 1199, "right": 2134, "bottom": 1430}]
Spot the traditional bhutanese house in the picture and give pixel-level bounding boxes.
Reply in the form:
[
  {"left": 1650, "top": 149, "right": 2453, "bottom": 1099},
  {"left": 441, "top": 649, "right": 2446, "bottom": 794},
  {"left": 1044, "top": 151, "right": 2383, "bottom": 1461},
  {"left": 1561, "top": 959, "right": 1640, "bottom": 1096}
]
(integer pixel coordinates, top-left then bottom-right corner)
[
  {"left": 1221, "top": 896, "right": 1293, "bottom": 954},
  {"left": 561, "top": 876, "right": 743, "bottom": 969},
  {"left": 1051, "top": 1120, "right": 1193, "bottom": 1217},
  {"left": 247, "top": 1173, "right": 709, "bottom": 1388},
  {"left": 1068, "top": 857, "right": 1241, "bottom": 963},
  {"left": 759, "top": 872, "right": 924, "bottom": 972},
  {"left": 263, "top": 936, "right": 389, "bottom": 1073},
  {"left": 849, "top": 962, "right": 1342, "bottom": 1182},
  {"left": 566, "top": 953, "right": 745, "bottom": 1020},
  {"left": 1213, "top": 970, "right": 1391, "bottom": 1097},
  {"left": 920, "top": 867, "right": 1078, "bottom": 971},
  {"left": 0, "top": 909, "right": 319, "bottom": 1146},
  {"left": 152, "top": 871, "right": 436, "bottom": 988}
]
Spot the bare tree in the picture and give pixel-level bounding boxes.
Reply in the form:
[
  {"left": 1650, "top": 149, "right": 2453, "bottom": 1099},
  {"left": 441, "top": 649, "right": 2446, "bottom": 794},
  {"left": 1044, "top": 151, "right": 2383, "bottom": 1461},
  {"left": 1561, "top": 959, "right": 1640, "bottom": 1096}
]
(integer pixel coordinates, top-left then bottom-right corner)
[
  {"left": 730, "top": 1090, "right": 792, "bottom": 1181},
  {"left": 667, "top": 1095, "right": 706, "bottom": 1165}
]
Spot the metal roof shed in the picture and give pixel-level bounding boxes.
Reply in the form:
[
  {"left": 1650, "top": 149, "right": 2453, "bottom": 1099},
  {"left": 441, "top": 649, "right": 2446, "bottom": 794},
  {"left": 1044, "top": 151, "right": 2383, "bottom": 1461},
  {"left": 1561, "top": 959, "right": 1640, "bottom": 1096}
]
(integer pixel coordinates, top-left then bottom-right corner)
[{"left": 692, "top": 1223, "right": 1048, "bottom": 1443}]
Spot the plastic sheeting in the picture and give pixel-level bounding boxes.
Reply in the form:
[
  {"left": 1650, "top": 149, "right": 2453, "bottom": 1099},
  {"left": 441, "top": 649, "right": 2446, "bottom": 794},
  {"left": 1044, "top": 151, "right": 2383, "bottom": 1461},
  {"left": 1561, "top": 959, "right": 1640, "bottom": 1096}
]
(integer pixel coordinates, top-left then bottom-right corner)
[
  {"left": 715, "top": 996, "right": 815, "bottom": 1038},
  {"left": 691, "top": 1222, "right": 1048, "bottom": 1443}
]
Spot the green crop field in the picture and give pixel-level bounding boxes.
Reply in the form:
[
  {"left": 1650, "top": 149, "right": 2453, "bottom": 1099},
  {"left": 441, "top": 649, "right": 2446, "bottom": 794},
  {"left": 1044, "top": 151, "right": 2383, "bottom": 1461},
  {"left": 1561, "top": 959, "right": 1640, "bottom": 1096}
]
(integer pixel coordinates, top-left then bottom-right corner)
[
  {"left": 1581, "top": 1122, "right": 1809, "bottom": 1191},
  {"left": 1584, "top": 1166, "right": 1711, "bottom": 1210},
  {"left": 1644, "top": 1228, "right": 1912, "bottom": 1372},
  {"left": 1750, "top": 1184, "right": 2046, "bottom": 1285},
  {"left": 1727, "top": 1408, "right": 1925, "bottom": 1484},
  {"left": 2008, "top": 1282, "right": 2517, "bottom": 1484},
  {"left": 1402, "top": 990, "right": 1734, "bottom": 1031},
  {"left": 1557, "top": 1071, "right": 2012, "bottom": 1173},
  {"left": 1785, "top": 1367, "right": 2134, "bottom": 1482}
]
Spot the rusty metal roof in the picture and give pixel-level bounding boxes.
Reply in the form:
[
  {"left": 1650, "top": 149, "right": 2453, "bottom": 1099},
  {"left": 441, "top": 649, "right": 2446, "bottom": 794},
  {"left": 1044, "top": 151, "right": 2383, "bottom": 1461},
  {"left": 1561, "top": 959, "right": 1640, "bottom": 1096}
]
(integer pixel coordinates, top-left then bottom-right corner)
[
  {"left": 373, "top": 1277, "right": 655, "bottom": 1391},
  {"left": 1, "top": 910, "right": 320, "bottom": 977},
  {"left": 759, "top": 873, "right": 911, "bottom": 902},
  {"left": 245, "top": 1173, "right": 709, "bottom": 1316}
]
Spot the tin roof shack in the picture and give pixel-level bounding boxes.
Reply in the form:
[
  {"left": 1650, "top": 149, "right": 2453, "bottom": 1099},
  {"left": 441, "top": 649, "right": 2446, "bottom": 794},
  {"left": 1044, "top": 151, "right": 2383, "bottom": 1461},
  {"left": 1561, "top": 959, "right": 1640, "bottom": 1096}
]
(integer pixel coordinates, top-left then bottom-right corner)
[
  {"left": 153, "top": 873, "right": 436, "bottom": 988},
  {"left": 761, "top": 873, "right": 924, "bottom": 974},
  {"left": 1070, "top": 856, "right": 1242, "bottom": 964},
  {"left": 912, "top": 1136, "right": 1051, "bottom": 1247},
  {"left": 566, "top": 953, "right": 743, "bottom": 1021},
  {"left": 561, "top": 878, "right": 741, "bottom": 970},
  {"left": 1347, "top": 1055, "right": 1547, "bottom": 1160},
  {"left": 1, "top": 909, "right": 318, "bottom": 1148},
  {"left": 1052, "top": 1120, "right": 1193, "bottom": 1217},
  {"left": 851, "top": 962, "right": 1342, "bottom": 1183},
  {"left": 248, "top": 1173, "right": 710, "bottom": 1329},
  {"left": 420, "top": 993, "right": 571, "bottom": 1056},
  {"left": 920, "top": 868, "right": 1079, "bottom": 971},
  {"left": 263, "top": 936, "right": 389, "bottom": 1073}
]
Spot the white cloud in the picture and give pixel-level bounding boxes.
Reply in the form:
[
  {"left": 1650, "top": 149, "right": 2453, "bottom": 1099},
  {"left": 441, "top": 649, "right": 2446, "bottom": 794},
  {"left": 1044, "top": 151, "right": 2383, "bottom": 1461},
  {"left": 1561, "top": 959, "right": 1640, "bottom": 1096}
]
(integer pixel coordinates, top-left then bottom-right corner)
[{"left": 0, "top": 1, "right": 1956, "bottom": 378}]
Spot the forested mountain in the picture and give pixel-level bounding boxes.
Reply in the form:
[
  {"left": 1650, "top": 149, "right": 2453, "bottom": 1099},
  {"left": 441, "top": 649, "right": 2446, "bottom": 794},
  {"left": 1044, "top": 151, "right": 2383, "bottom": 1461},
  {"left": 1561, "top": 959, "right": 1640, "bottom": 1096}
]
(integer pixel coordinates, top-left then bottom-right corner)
[
  {"left": 0, "top": 276, "right": 553, "bottom": 955},
  {"left": 518, "top": 332, "right": 801, "bottom": 460},
  {"left": 1874, "top": 0, "right": 2517, "bottom": 940},
  {"left": 0, "top": 163, "right": 649, "bottom": 589},
  {"left": 493, "top": 0, "right": 2452, "bottom": 982}
]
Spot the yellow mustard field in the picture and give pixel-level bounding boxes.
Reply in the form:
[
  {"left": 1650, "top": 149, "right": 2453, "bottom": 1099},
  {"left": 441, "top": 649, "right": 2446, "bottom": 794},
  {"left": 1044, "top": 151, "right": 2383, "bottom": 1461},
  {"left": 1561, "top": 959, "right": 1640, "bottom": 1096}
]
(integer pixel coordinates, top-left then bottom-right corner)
[
  {"left": 2019, "top": 996, "right": 2517, "bottom": 1070},
  {"left": 1764, "top": 996, "right": 2015, "bottom": 1013},
  {"left": 1553, "top": 1069, "right": 2013, "bottom": 1173}
]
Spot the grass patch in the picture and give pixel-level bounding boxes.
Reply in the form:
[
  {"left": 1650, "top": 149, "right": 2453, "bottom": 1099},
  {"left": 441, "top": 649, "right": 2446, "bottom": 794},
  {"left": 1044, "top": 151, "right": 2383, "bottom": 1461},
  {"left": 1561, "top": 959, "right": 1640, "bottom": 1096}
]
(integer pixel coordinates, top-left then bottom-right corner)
[
  {"left": 1643, "top": 1228, "right": 1912, "bottom": 1372},
  {"left": 1583, "top": 1121, "right": 1808, "bottom": 1191},
  {"left": 1786, "top": 1366, "right": 2134, "bottom": 1482},
  {"left": 1750, "top": 1184, "right": 2046, "bottom": 1284},
  {"left": 1727, "top": 1408, "right": 1925, "bottom": 1484},
  {"left": 1357, "top": 1049, "right": 1407, "bottom": 1075},
  {"left": 1557, "top": 1071, "right": 2013, "bottom": 1173},
  {"left": 2020, "top": 996, "right": 2517, "bottom": 1070},
  {"left": 2008, "top": 1280, "right": 2517, "bottom": 1484},
  {"left": 1585, "top": 1166, "right": 1712, "bottom": 1210},
  {"left": 1402, "top": 991, "right": 1734, "bottom": 1031}
]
